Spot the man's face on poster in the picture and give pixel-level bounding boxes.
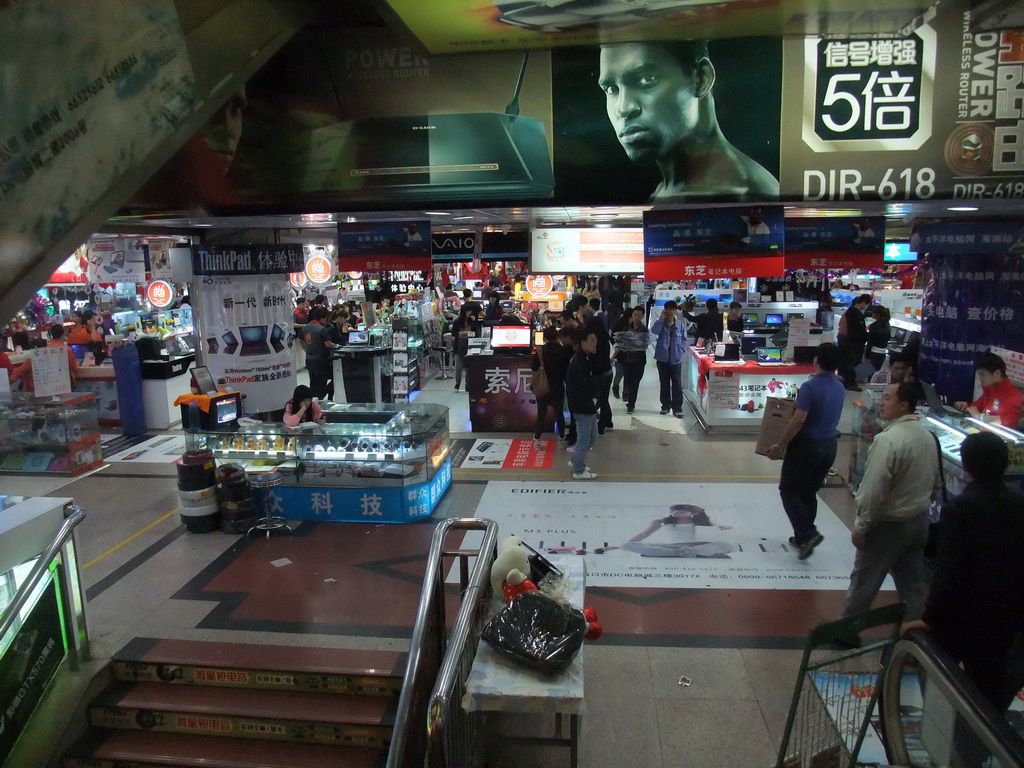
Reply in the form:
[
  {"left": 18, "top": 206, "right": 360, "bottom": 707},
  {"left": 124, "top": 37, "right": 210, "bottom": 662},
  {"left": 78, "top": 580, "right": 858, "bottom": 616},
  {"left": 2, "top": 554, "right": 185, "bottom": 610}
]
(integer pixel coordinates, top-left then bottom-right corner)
[{"left": 599, "top": 44, "right": 701, "bottom": 163}]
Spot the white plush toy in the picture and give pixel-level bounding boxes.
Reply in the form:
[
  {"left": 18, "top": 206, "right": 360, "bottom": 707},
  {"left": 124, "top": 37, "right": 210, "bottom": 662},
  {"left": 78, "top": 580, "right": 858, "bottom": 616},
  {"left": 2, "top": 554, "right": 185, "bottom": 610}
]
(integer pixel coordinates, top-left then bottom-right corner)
[{"left": 489, "top": 535, "right": 531, "bottom": 595}]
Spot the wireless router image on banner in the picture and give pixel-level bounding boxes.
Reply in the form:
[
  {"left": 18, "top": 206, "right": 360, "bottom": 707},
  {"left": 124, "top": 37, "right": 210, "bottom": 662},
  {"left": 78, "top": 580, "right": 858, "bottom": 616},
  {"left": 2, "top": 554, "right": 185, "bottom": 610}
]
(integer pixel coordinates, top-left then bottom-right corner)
[{"left": 314, "top": 53, "right": 554, "bottom": 202}]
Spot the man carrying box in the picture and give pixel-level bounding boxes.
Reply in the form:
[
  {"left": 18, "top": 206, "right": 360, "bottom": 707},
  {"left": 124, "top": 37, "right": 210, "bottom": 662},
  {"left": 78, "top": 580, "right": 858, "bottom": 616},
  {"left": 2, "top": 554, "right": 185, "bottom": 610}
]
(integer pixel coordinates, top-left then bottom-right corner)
[{"left": 765, "top": 343, "right": 845, "bottom": 559}]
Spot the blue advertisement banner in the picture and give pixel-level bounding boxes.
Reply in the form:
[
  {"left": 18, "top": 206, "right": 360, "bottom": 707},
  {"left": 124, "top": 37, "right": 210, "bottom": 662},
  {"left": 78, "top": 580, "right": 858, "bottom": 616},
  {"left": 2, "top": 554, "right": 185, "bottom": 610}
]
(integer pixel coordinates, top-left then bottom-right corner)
[
  {"left": 263, "top": 458, "right": 452, "bottom": 524},
  {"left": 919, "top": 254, "right": 1024, "bottom": 401},
  {"left": 783, "top": 216, "right": 885, "bottom": 269},
  {"left": 643, "top": 206, "right": 785, "bottom": 280},
  {"left": 338, "top": 221, "right": 432, "bottom": 272},
  {"left": 911, "top": 221, "right": 1024, "bottom": 254}
]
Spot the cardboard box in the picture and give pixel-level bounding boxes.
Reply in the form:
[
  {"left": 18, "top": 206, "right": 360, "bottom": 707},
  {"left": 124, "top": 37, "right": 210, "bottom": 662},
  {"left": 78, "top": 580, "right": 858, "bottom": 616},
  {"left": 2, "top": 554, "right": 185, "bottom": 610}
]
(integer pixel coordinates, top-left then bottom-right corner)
[{"left": 755, "top": 396, "right": 796, "bottom": 456}]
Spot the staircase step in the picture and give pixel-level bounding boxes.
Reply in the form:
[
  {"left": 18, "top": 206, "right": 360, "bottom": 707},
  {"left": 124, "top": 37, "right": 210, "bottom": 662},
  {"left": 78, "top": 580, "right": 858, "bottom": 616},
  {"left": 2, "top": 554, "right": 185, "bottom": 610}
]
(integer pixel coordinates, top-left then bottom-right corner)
[
  {"left": 89, "top": 683, "right": 396, "bottom": 748},
  {"left": 112, "top": 637, "right": 405, "bottom": 697},
  {"left": 63, "top": 729, "right": 388, "bottom": 768}
]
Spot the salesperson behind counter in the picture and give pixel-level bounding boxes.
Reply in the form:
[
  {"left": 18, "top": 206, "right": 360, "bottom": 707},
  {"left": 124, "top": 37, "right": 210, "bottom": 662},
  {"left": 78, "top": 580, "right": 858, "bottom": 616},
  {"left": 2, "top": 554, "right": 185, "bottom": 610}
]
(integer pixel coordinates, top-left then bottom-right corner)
[
  {"left": 283, "top": 384, "right": 326, "bottom": 426},
  {"left": 955, "top": 352, "right": 1023, "bottom": 428}
]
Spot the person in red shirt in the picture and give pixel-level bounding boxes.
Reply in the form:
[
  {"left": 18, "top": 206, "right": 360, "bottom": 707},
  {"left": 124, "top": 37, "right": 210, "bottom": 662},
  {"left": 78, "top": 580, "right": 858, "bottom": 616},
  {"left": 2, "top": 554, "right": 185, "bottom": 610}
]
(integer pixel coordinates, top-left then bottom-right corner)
[
  {"left": 11, "top": 324, "right": 79, "bottom": 394},
  {"left": 67, "top": 310, "right": 103, "bottom": 345},
  {"left": 955, "top": 352, "right": 1023, "bottom": 429}
]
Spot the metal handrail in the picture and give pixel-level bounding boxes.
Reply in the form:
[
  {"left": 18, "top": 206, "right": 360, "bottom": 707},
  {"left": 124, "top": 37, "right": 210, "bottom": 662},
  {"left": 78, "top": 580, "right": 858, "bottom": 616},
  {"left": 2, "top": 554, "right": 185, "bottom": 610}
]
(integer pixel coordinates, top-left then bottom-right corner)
[
  {"left": 881, "top": 630, "right": 1024, "bottom": 767},
  {"left": 426, "top": 519, "right": 498, "bottom": 767},
  {"left": 386, "top": 517, "right": 498, "bottom": 768},
  {"left": 0, "top": 505, "right": 86, "bottom": 643}
]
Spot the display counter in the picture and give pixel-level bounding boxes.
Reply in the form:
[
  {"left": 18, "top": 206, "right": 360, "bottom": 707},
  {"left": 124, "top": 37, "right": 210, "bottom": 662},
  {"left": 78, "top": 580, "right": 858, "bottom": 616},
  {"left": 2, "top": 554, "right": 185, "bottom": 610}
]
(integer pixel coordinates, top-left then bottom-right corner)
[
  {"left": 331, "top": 346, "right": 389, "bottom": 403},
  {"left": 184, "top": 402, "right": 451, "bottom": 523},
  {"left": 849, "top": 395, "right": 1024, "bottom": 523},
  {"left": 0, "top": 392, "right": 102, "bottom": 474},
  {"left": 75, "top": 365, "right": 119, "bottom": 426},
  {"left": 141, "top": 354, "right": 195, "bottom": 429},
  {"left": 466, "top": 353, "right": 549, "bottom": 433},
  {"left": 683, "top": 347, "right": 816, "bottom": 433}
]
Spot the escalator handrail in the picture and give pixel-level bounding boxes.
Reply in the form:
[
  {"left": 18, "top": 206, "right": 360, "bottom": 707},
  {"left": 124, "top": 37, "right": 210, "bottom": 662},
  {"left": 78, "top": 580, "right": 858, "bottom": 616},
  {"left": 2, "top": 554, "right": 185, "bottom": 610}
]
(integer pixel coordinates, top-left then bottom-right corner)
[
  {"left": 882, "top": 629, "right": 1024, "bottom": 766},
  {"left": 0, "top": 505, "right": 86, "bottom": 641}
]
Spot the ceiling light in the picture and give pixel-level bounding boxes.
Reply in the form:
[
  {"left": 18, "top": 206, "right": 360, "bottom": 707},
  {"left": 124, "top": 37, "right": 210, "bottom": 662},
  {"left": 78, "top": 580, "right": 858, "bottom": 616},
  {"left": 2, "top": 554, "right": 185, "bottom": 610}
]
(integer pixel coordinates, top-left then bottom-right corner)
[
  {"left": 591, "top": 214, "right": 617, "bottom": 220},
  {"left": 345, "top": 216, "right": 357, "bottom": 223},
  {"left": 594, "top": 223, "right": 613, "bottom": 228},
  {"left": 453, "top": 216, "right": 475, "bottom": 220},
  {"left": 194, "top": 223, "right": 213, "bottom": 227},
  {"left": 946, "top": 206, "right": 978, "bottom": 212},
  {"left": 423, "top": 211, "right": 451, "bottom": 216}
]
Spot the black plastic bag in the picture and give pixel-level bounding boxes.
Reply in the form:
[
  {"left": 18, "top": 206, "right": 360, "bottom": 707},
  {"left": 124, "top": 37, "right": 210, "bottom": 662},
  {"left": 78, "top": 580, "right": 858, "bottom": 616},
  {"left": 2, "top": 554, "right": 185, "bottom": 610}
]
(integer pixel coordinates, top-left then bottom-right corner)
[{"left": 481, "top": 591, "right": 586, "bottom": 675}]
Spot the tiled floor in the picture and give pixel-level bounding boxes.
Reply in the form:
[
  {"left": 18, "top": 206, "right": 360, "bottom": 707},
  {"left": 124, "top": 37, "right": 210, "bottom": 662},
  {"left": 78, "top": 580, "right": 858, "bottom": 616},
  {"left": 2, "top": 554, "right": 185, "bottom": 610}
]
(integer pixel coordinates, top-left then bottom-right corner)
[{"left": 19, "top": 359, "right": 882, "bottom": 768}]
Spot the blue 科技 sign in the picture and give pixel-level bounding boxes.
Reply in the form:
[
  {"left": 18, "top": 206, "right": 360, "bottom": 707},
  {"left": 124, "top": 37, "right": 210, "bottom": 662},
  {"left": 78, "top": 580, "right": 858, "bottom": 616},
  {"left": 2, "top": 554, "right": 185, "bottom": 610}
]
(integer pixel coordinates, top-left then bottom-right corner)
[{"left": 258, "top": 458, "right": 452, "bottom": 524}]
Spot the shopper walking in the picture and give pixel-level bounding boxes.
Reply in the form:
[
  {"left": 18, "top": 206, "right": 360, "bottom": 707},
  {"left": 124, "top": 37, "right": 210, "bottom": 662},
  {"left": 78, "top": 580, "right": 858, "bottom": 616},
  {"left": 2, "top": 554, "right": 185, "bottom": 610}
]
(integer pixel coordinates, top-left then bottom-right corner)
[
  {"left": 902, "top": 432, "right": 1024, "bottom": 713},
  {"left": 650, "top": 300, "right": 687, "bottom": 417},
  {"left": 531, "top": 327, "right": 571, "bottom": 447},
  {"left": 836, "top": 382, "right": 940, "bottom": 643},
  {"left": 566, "top": 327, "right": 600, "bottom": 479},
  {"left": 448, "top": 304, "right": 480, "bottom": 392},
  {"left": 766, "top": 342, "right": 845, "bottom": 559},
  {"left": 612, "top": 306, "right": 649, "bottom": 415},
  {"left": 576, "top": 297, "right": 614, "bottom": 433},
  {"left": 300, "top": 306, "right": 335, "bottom": 400},
  {"left": 837, "top": 293, "right": 871, "bottom": 390}
]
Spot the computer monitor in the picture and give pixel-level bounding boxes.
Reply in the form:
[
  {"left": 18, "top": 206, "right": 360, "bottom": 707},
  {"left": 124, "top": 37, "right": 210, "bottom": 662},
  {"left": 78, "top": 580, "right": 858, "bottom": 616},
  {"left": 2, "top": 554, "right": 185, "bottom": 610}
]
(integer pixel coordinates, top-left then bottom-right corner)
[
  {"left": 757, "top": 347, "right": 783, "bottom": 363},
  {"left": 214, "top": 397, "right": 239, "bottom": 425},
  {"left": 347, "top": 330, "right": 369, "bottom": 345},
  {"left": 742, "top": 313, "right": 759, "bottom": 325},
  {"left": 741, "top": 336, "right": 767, "bottom": 355},
  {"left": 765, "top": 313, "right": 784, "bottom": 324},
  {"left": 490, "top": 326, "right": 532, "bottom": 348}
]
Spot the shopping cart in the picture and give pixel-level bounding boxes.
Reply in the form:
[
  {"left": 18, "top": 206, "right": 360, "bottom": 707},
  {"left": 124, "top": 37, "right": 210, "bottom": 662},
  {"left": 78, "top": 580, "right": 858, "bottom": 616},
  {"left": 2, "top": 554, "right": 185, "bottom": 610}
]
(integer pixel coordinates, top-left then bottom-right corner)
[{"left": 775, "top": 603, "right": 906, "bottom": 768}]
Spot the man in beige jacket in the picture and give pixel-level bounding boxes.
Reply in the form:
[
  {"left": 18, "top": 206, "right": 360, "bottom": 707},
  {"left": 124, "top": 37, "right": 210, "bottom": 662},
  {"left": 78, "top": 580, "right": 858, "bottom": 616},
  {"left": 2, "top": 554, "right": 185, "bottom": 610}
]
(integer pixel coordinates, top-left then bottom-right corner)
[{"left": 837, "top": 382, "right": 940, "bottom": 645}]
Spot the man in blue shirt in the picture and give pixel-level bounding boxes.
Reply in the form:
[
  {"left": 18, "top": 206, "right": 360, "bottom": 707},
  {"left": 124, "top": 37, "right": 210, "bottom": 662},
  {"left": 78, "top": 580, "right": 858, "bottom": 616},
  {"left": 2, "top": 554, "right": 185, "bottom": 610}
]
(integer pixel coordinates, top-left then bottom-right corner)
[
  {"left": 766, "top": 342, "right": 846, "bottom": 559},
  {"left": 650, "top": 300, "right": 688, "bottom": 417}
]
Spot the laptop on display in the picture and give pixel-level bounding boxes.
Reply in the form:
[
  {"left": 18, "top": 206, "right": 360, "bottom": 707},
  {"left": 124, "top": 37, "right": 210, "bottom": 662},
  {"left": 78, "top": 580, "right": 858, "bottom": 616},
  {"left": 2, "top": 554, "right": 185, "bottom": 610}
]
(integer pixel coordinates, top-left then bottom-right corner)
[
  {"left": 239, "top": 326, "right": 271, "bottom": 356},
  {"left": 347, "top": 330, "right": 369, "bottom": 346},
  {"left": 920, "top": 381, "right": 963, "bottom": 417},
  {"left": 757, "top": 348, "right": 787, "bottom": 366},
  {"left": 741, "top": 336, "right": 766, "bottom": 356}
]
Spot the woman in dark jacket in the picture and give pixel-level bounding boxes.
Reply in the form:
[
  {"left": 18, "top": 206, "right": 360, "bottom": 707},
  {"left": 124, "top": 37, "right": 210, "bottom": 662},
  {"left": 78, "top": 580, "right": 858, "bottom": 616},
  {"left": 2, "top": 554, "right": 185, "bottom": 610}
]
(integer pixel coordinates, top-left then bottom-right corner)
[
  {"left": 531, "top": 326, "right": 572, "bottom": 445},
  {"left": 865, "top": 305, "right": 891, "bottom": 371}
]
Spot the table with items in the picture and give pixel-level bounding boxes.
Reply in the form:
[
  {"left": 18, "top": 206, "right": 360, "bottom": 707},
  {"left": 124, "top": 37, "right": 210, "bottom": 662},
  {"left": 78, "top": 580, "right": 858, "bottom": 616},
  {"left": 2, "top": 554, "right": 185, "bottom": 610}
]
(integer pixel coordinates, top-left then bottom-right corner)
[
  {"left": 684, "top": 348, "right": 816, "bottom": 433},
  {"left": 463, "top": 557, "right": 585, "bottom": 767}
]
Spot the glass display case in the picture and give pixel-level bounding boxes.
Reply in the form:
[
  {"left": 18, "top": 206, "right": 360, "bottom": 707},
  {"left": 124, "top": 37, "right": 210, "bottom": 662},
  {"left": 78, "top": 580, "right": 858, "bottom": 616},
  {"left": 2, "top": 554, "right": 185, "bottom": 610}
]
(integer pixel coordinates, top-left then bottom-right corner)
[
  {"left": 850, "top": 393, "right": 1024, "bottom": 498},
  {"left": 184, "top": 402, "right": 452, "bottom": 523},
  {"left": 0, "top": 393, "right": 102, "bottom": 474}
]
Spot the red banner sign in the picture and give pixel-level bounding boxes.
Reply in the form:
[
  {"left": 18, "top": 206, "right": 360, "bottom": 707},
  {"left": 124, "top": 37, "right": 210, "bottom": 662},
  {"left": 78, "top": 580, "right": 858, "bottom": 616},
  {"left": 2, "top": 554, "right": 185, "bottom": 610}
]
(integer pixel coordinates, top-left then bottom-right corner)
[{"left": 644, "top": 256, "right": 785, "bottom": 281}]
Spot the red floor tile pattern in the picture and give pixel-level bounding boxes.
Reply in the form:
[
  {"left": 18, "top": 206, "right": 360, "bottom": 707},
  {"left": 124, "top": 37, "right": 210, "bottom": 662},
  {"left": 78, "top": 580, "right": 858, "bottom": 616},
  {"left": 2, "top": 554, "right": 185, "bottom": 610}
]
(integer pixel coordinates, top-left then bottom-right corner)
[{"left": 174, "top": 519, "right": 856, "bottom": 647}]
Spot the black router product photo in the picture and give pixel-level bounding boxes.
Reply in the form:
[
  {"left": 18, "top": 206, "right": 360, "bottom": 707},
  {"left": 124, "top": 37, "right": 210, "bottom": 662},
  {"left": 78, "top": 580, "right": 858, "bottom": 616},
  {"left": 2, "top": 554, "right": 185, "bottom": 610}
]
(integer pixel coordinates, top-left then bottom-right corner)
[{"left": 335, "top": 53, "right": 553, "bottom": 202}]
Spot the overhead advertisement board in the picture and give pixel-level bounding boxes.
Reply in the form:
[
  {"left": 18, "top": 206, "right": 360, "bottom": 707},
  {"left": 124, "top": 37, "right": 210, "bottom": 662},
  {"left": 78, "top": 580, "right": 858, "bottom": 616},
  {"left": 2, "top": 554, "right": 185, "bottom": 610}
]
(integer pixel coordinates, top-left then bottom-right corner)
[
  {"left": 643, "top": 207, "right": 785, "bottom": 279},
  {"left": 531, "top": 228, "right": 644, "bottom": 274},
  {"left": 337, "top": 221, "right": 431, "bottom": 272},
  {"left": 783, "top": 216, "right": 886, "bottom": 270},
  {"left": 780, "top": 1, "right": 1024, "bottom": 202}
]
